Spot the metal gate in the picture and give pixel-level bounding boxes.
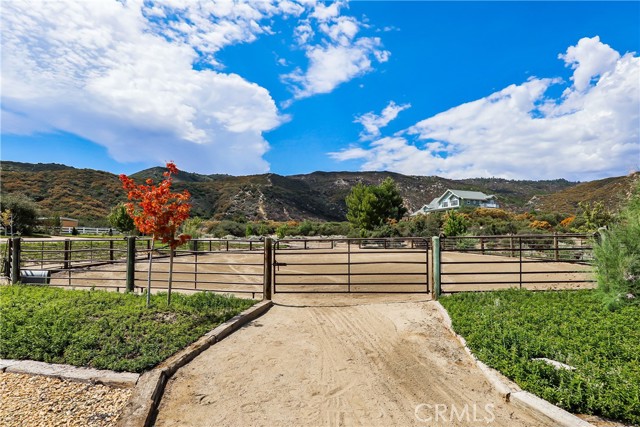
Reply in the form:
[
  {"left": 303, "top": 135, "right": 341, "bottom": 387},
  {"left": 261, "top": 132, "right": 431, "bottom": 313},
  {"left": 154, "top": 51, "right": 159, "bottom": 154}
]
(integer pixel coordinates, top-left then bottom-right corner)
[{"left": 273, "top": 238, "right": 430, "bottom": 294}]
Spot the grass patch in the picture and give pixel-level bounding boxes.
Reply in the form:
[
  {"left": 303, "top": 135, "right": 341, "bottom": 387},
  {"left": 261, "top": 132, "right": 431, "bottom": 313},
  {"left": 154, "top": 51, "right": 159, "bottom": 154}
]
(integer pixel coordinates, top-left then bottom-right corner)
[
  {"left": 0, "top": 285, "right": 256, "bottom": 373},
  {"left": 440, "top": 289, "right": 640, "bottom": 425}
]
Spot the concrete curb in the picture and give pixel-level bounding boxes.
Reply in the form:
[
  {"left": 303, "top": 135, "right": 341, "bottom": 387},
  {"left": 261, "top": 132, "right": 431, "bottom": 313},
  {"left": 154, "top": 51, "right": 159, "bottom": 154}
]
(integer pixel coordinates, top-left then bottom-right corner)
[
  {"left": 433, "top": 301, "right": 594, "bottom": 427},
  {"left": 0, "top": 359, "right": 139, "bottom": 388},
  {"left": 117, "top": 299, "right": 273, "bottom": 427}
]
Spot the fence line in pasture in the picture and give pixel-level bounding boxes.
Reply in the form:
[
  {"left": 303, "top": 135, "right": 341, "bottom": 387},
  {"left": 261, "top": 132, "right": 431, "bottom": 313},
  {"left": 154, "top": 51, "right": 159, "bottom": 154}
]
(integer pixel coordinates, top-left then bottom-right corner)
[
  {"left": 433, "top": 234, "right": 596, "bottom": 297},
  {"left": 3, "top": 233, "right": 597, "bottom": 299}
]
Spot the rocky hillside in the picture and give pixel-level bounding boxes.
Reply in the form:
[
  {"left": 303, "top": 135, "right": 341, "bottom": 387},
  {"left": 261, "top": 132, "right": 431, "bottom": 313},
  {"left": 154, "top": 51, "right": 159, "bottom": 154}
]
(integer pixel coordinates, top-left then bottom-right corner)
[
  {"left": 2, "top": 160, "right": 633, "bottom": 224},
  {"left": 526, "top": 172, "right": 640, "bottom": 213}
]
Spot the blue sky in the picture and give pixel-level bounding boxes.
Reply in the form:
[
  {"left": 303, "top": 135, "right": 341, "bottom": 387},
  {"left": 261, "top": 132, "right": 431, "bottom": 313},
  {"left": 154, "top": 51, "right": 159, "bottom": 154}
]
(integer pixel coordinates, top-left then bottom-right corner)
[{"left": 2, "top": 1, "right": 639, "bottom": 181}]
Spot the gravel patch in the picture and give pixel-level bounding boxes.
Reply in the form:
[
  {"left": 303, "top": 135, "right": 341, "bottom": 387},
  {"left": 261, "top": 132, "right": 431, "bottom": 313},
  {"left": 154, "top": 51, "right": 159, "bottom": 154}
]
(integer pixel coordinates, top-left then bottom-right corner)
[{"left": 0, "top": 372, "right": 131, "bottom": 427}]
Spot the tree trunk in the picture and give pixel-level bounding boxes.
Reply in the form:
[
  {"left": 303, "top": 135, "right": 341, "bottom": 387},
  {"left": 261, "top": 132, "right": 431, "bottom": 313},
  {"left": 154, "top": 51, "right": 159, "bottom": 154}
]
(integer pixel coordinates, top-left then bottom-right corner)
[
  {"left": 146, "top": 239, "right": 155, "bottom": 307},
  {"left": 168, "top": 247, "right": 174, "bottom": 305}
]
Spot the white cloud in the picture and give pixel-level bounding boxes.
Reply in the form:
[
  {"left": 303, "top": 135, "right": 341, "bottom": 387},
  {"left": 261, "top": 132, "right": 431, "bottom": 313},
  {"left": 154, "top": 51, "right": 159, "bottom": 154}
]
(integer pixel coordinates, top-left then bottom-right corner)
[
  {"left": 310, "top": 1, "right": 343, "bottom": 21},
  {"left": 293, "top": 21, "right": 315, "bottom": 45},
  {"left": 283, "top": 36, "right": 389, "bottom": 100},
  {"left": 355, "top": 101, "right": 411, "bottom": 140},
  {"left": 319, "top": 16, "right": 359, "bottom": 45},
  {"left": 281, "top": 2, "right": 390, "bottom": 101},
  {"left": 331, "top": 37, "right": 639, "bottom": 181},
  {"left": 1, "top": 0, "right": 292, "bottom": 175},
  {"left": 559, "top": 35, "right": 620, "bottom": 92}
]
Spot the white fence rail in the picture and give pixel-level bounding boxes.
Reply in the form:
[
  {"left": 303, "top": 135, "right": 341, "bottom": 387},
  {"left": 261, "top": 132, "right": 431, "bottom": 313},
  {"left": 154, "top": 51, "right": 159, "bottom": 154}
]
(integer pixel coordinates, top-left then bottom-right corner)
[{"left": 61, "top": 227, "right": 115, "bottom": 235}]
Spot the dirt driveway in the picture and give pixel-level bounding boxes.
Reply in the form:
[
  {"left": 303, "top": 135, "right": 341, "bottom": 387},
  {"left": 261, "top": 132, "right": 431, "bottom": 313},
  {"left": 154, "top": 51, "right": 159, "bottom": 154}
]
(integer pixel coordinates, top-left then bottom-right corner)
[{"left": 155, "top": 294, "right": 553, "bottom": 427}]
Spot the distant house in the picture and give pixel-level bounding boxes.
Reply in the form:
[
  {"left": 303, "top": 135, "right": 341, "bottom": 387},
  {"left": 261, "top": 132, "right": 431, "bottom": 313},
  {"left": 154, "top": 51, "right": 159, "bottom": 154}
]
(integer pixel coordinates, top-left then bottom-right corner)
[
  {"left": 60, "top": 217, "right": 79, "bottom": 228},
  {"left": 412, "top": 190, "right": 499, "bottom": 215},
  {"left": 39, "top": 217, "right": 79, "bottom": 228}
]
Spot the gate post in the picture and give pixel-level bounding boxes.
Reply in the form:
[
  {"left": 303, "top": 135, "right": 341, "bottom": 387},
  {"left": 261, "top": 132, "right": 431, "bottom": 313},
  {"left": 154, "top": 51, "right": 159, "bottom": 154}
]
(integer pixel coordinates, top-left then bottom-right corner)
[
  {"left": 263, "top": 237, "right": 272, "bottom": 300},
  {"left": 63, "top": 239, "right": 71, "bottom": 269},
  {"left": 126, "top": 236, "right": 136, "bottom": 292},
  {"left": 432, "top": 236, "right": 441, "bottom": 300},
  {"left": 10, "top": 237, "right": 20, "bottom": 284}
]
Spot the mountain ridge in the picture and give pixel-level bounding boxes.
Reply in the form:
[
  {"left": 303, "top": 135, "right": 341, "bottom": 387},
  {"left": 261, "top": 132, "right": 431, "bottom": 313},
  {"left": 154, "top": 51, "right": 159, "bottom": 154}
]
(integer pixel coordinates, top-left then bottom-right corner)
[{"left": 1, "top": 160, "right": 636, "bottom": 224}]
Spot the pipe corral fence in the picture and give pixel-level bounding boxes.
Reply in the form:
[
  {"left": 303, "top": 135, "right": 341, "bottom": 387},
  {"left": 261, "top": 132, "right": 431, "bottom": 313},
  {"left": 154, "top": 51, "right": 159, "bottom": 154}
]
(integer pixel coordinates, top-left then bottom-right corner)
[
  {"left": 436, "top": 234, "right": 596, "bottom": 294},
  {"left": 2, "top": 234, "right": 597, "bottom": 298}
]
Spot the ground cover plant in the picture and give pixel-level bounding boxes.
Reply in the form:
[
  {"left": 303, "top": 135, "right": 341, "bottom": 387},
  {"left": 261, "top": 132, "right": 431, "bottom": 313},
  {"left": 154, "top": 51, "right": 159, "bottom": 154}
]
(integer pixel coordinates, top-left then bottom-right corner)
[
  {"left": 0, "top": 285, "right": 256, "bottom": 373},
  {"left": 440, "top": 289, "right": 640, "bottom": 425}
]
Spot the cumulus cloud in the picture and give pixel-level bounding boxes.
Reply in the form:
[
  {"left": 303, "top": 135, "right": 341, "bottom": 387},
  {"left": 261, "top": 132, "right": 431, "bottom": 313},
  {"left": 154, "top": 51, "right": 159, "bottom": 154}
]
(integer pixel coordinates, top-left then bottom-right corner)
[
  {"left": 2, "top": 0, "right": 392, "bottom": 172},
  {"left": 331, "top": 37, "right": 639, "bottom": 181},
  {"left": 559, "top": 35, "right": 621, "bottom": 92},
  {"left": 282, "top": 2, "right": 390, "bottom": 101},
  {"left": 355, "top": 101, "right": 411, "bottom": 140},
  {"left": 1, "top": 0, "right": 296, "bottom": 174},
  {"left": 284, "top": 37, "right": 388, "bottom": 99}
]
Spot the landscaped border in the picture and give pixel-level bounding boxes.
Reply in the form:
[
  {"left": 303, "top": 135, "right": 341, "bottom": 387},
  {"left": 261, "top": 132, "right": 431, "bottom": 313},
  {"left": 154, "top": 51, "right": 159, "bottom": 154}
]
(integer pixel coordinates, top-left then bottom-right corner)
[
  {"left": 433, "top": 301, "right": 594, "bottom": 427},
  {"left": 116, "top": 299, "right": 273, "bottom": 427}
]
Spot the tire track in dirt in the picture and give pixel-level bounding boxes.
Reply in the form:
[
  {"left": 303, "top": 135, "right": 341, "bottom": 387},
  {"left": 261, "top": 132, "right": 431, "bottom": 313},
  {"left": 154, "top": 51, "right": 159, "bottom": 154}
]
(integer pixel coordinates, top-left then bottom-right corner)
[{"left": 155, "top": 295, "right": 555, "bottom": 427}]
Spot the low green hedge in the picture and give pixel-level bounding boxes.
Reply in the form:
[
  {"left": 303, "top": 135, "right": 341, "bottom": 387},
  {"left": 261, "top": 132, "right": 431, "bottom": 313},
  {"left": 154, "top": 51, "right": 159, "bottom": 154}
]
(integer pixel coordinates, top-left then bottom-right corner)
[
  {"left": 440, "top": 289, "right": 640, "bottom": 425},
  {"left": 0, "top": 286, "right": 256, "bottom": 373}
]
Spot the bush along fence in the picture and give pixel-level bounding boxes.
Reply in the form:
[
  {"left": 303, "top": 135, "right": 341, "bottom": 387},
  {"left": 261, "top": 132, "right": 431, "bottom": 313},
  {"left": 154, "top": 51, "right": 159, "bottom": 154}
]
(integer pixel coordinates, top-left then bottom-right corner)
[{"left": 2, "top": 233, "right": 596, "bottom": 299}]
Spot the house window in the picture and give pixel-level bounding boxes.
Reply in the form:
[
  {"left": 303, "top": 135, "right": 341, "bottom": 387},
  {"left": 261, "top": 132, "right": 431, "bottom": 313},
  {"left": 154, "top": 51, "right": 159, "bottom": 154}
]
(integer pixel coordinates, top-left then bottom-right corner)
[
  {"left": 442, "top": 201, "right": 449, "bottom": 208},
  {"left": 451, "top": 199, "right": 459, "bottom": 207}
]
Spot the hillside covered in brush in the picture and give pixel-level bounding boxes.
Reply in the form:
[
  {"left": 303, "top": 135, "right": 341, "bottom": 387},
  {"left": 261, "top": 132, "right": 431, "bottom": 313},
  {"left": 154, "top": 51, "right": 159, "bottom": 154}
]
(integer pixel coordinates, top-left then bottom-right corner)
[
  {"left": 526, "top": 172, "right": 640, "bottom": 213},
  {"left": 2, "top": 160, "right": 634, "bottom": 224}
]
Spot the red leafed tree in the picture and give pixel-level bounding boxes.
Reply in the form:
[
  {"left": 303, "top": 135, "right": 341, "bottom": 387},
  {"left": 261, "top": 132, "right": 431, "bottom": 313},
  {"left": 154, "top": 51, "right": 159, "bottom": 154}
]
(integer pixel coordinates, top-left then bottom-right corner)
[{"left": 119, "top": 162, "right": 191, "bottom": 306}]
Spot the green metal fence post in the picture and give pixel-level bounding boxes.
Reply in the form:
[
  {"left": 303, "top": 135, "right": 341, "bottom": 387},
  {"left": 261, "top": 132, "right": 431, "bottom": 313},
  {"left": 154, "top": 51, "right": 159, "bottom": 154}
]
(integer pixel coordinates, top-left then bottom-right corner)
[
  {"left": 432, "top": 236, "right": 441, "bottom": 300},
  {"left": 263, "top": 237, "right": 272, "bottom": 300},
  {"left": 126, "top": 236, "right": 136, "bottom": 292},
  {"left": 10, "top": 237, "right": 20, "bottom": 284}
]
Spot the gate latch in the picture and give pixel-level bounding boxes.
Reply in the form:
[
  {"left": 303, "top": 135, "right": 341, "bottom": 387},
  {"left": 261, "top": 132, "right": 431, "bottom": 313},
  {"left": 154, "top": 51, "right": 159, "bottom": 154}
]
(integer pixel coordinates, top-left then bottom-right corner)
[{"left": 274, "top": 261, "right": 287, "bottom": 271}]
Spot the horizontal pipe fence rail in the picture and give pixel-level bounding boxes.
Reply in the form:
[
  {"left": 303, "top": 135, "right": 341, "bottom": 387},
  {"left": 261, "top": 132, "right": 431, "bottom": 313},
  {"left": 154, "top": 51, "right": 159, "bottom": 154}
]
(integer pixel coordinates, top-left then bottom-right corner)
[
  {"left": 438, "top": 234, "right": 596, "bottom": 293},
  {"left": 273, "top": 237, "right": 431, "bottom": 294},
  {"left": 3, "top": 237, "right": 268, "bottom": 298},
  {"left": 133, "top": 239, "right": 265, "bottom": 298}
]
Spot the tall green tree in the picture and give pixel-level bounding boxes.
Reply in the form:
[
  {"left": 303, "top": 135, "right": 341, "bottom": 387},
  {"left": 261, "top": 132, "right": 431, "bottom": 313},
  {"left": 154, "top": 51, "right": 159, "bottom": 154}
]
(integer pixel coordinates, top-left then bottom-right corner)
[
  {"left": 594, "top": 184, "right": 640, "bottom": 309},
  {"left": 0, "top": 193, "right": 39, "bottom": 235},
  {"left": 107, "top": 203, "right": 135, "bottom": 234},
  {"left": 346, "top": 178, "right": 407, "bottom": 231}
]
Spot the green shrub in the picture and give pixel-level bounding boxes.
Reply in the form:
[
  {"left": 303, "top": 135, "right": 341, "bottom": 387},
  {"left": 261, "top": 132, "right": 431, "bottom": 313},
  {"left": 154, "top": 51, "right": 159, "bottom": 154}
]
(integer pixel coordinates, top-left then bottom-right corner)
[
  {"left": 296, "top": 220, "right": 314, "bottom": 236},
  {"left": 276, "top": 224, "right": 288, "bottom": 238},
  {"left": 594, "top": 184, "right": 640, "bottom": 310},
  {"left": 207, "top": 220, "right": 245, "bottom": 237},
  {"left": 443, "top": 210, "right": 468, "bottom": 236},
  {"left": 0, "top": 286, "right": 255, "bottom": 373},
  {"left": 408, "top": 214, "right": 443, "bottom": 237},
  {"left": 441, "top": 289, "right": 640, "bottom": 425}
]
